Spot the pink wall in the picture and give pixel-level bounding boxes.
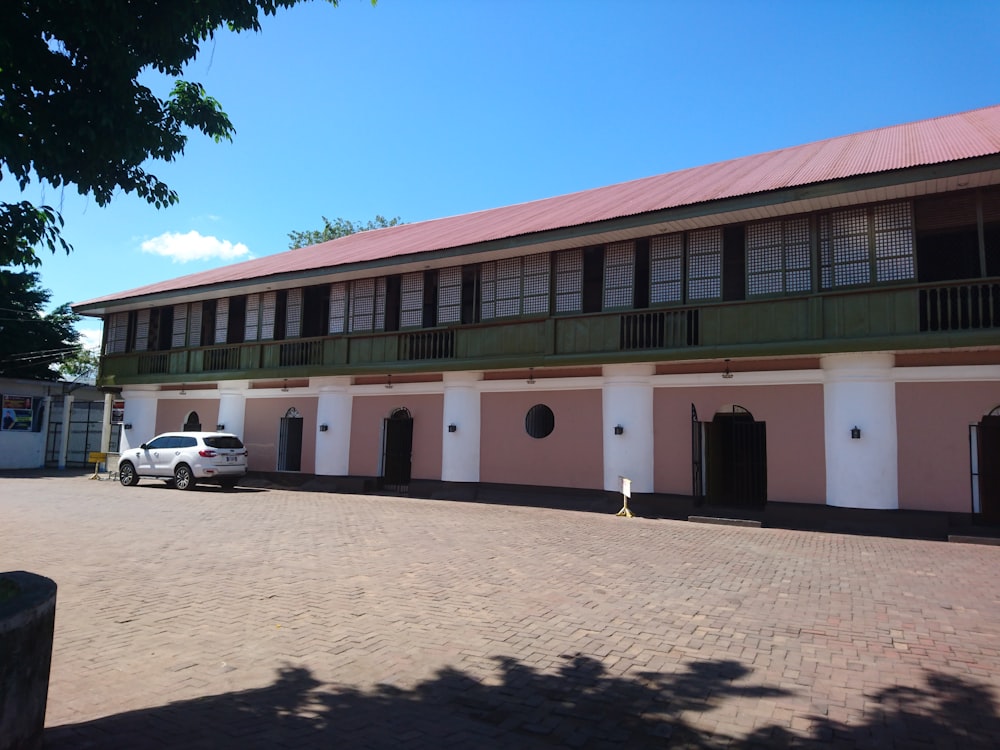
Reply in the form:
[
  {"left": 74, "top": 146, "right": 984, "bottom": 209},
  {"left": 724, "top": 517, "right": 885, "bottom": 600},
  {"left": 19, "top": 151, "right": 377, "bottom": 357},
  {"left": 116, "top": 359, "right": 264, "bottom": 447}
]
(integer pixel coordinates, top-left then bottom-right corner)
[
  {"left": 155, "top": 398, "right": 218, "bottom": 436},
  {"left": 896, "top": 382, "right": 1000, "bottom": 512},
  {"left": 480, "top": 390, "right": 603, "bottom": 489},
  {"left": 244, "top": 397, "right": 318, "bottom": 473},
  {"left": 349, "top": 394, "right": 443, "bottom": 479},
  {"left": 653, "top": 385, "right": 826, "bottom": 503}
]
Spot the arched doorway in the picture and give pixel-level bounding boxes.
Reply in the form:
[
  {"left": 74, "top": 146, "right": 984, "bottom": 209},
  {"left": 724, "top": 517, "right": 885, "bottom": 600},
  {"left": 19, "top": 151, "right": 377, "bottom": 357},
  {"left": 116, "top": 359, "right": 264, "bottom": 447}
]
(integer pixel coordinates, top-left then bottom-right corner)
[
  {"left": 183, "top": 411, "right": 201, "bottom": 431},
  {"left": 277, "top": 407, "right": 303, "bottom": 472},
  {"left": 692, "top": 404, "right": 767, "bottom": 508},
  {"left": 974, "top": 406, "right": 1000, "bottom": 522},
  {"left": 380, "top": 407, "right": 413, "bottom": 492}
]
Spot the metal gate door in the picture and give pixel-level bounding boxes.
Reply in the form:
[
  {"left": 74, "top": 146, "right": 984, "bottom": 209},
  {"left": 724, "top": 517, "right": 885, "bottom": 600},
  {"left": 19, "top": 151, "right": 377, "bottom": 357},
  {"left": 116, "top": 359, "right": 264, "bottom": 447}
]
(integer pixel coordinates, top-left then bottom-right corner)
[
  {"left": 977, "top": 415, "right": 1000, "bottom": 522},
  {"left": 381, "top": 409, "right": 413, "bottom": 492},
  {"left": 691, "top": 404, "right": 705, "bottom": 500},
  {"left": 277, "top": 408, "right": 303, "bottom": 472}
]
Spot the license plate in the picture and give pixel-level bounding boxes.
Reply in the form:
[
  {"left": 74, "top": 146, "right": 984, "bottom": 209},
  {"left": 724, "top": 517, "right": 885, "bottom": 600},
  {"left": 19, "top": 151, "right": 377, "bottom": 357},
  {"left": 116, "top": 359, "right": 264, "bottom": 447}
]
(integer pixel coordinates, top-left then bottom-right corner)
[{"left": 225, "top": 456, "right": 239, "bottom": 463}]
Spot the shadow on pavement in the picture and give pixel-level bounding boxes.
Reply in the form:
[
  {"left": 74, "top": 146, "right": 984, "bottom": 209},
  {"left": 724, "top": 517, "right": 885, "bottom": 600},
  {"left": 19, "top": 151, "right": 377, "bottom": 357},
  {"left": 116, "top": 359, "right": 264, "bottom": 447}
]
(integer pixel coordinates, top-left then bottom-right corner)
[{"left": 45, "top": 656, "right": 1000, "bottom": 749}]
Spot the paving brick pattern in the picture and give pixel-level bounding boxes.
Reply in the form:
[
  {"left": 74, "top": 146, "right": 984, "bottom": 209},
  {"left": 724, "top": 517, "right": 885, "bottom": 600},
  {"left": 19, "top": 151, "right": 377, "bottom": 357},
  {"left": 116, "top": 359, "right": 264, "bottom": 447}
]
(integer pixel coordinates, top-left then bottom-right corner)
[{"left": 2, "top": 473, "right": 1000, "bottom": 748}]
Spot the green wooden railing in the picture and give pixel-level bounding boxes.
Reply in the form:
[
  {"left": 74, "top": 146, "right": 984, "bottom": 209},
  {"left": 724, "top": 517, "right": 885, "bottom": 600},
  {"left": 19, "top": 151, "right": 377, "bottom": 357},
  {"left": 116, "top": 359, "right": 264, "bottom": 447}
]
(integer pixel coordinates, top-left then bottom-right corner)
[{"left": 100, "top": 279, "right": 1000, "bottom": 385}]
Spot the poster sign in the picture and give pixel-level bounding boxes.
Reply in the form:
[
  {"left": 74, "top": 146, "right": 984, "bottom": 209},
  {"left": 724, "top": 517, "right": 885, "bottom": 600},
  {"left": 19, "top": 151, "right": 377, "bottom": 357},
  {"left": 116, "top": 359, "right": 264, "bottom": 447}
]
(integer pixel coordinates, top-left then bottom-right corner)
[
  {"left": 112, "top": 399, "right": 125, "bottom": 424},
  {"left": 2, "top": 395, "right": 34, "bottom": 431}
]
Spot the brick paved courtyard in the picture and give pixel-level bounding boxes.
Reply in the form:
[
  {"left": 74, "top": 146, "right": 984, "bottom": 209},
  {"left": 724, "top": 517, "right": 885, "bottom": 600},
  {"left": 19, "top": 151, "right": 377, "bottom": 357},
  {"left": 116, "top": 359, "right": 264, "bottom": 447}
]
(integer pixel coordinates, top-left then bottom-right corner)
[{"left": 2, "top": 472, "right": 1000, "bottom": 748}]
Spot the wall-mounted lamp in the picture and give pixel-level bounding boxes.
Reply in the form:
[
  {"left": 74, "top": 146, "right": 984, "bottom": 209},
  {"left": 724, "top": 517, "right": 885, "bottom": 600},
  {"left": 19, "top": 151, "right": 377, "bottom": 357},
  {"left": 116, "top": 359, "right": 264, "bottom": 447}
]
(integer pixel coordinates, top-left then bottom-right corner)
[
  {"left": 123, "top": 423, "right": 133, "bottom": 431},
  {"left": 281, "top": 379, "right": 289, "bottom": 392},
  {"left": 385, "top": 374, "right": 393, "bottom": 389},
  {"left": 722, "top": 359, "right": 734, "bottom": 379},
  {"left": 216, "top": 424, "right": 225, "bottom": 431},
  {"left": 851, "top": 426, "right": 862, "bottom": 440},
  {"left": 614, "top": 425, "right": 624, "bottom": 436},
  {"left": 448, "top": 424, "right": 457, "bottom": 433},
  {"left": 527, "top": 367, "right": 535, "bottom": 385},
  {"left": 319, "top": 424, "right": 329, "bottom": 432}
]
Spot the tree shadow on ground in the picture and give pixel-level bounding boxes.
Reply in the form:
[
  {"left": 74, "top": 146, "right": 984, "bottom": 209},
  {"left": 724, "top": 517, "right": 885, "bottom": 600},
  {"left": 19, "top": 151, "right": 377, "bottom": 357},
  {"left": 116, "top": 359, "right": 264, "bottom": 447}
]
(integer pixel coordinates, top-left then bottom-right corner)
[{"left": 45, "top": 656, "right": 1000, "bottom": 749}]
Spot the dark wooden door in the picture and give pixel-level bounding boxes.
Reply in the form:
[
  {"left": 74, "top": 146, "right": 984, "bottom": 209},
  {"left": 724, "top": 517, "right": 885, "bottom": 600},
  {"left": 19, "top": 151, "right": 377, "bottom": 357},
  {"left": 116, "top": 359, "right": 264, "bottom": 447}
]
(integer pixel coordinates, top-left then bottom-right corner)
[
  {"left": 705, "top": 410, "right": 767, "bottom": 508},
  {"left": 278, "top": 416, "right": 303, "bottom": 472},
  {"left": 978, "top": 415, "right": 1000, "bottom": 522},
  {"left": 382, "top": 413, "right": 413, "bottom": 491}
]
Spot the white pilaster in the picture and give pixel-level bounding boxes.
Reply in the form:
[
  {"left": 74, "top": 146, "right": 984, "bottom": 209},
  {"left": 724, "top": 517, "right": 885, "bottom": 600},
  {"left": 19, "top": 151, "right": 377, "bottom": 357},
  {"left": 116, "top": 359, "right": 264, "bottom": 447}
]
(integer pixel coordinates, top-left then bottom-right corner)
[
  {"left": 120, "top": 388, "right": 159, "bottom": 451},
  {"left": 100, "top": 391, "right": 114, "bottom": 453},
  {"left": 217, "top": 380, "right": 249, "bottom": 439},
  {"left": 57, "top": 394, "right": 74, "bottom": 469},
  {"left": 602, "top": 364, "right": 655, "bottom": 493},
  {"left": 441, "top": 371, "right": 482, "bottom": 483},
  {"left": 314, "top": 377, "right": 352, "bottom": 476},
  {"left": 822, "top": 352, "right": 898, "bottom": 509}
]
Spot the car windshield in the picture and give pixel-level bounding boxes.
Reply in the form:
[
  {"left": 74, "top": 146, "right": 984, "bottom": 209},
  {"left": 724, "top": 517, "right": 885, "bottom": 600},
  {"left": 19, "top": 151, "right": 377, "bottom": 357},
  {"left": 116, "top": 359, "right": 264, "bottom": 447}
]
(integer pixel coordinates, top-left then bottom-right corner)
[{"left": 204, "top": 436, "right": 244, "bottom": 449}]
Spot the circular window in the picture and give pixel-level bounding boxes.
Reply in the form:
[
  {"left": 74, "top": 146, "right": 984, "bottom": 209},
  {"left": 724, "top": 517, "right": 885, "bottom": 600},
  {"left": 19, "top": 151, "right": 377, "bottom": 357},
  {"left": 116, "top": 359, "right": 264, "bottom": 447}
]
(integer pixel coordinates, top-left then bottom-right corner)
[{"left": 525, "top": 404, "right": 555, "bottom": 439}]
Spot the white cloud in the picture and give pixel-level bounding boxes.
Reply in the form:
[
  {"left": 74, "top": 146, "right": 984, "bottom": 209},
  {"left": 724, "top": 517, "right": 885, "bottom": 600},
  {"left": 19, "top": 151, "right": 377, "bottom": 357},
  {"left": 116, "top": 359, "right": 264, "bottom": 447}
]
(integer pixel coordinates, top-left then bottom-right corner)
[
  {"left": 140, "top": 230, "right": 251, "bottom": 263},
  {"left": 77, "top": 327, "right": 103, "bottom": 353}
]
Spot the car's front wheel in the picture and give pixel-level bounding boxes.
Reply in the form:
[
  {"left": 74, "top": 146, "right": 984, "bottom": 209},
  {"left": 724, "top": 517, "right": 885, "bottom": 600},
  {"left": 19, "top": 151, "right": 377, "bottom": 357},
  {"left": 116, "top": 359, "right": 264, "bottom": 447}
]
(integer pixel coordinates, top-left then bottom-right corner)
[
  {"left": 173, "top": 464, "right": 197, "bottom": 491},
  {"left": 119, "top": 461, "right": 139, "bottom": 487}
]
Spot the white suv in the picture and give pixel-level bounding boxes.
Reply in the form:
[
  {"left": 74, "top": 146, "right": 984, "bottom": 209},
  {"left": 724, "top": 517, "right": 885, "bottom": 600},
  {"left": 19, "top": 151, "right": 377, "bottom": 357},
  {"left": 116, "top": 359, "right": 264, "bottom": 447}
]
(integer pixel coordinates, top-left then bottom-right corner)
[{"left": 118, "top": 432, "right": 248, "bottom": 491}]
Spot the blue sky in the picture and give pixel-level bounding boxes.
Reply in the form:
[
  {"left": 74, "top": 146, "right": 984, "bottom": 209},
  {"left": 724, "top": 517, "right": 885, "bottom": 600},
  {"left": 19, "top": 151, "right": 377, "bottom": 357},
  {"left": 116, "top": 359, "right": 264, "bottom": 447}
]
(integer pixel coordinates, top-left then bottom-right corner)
[{"left": 6, "top": 0, "right": 1000, "bottom": 350}]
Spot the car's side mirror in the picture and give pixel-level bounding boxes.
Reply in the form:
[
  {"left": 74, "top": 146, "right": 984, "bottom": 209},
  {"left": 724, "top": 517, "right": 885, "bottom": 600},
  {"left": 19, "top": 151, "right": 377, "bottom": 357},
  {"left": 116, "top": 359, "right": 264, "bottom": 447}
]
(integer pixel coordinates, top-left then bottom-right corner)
[{"left": 139, "top": 443, "right": 148, "bottom": 450}]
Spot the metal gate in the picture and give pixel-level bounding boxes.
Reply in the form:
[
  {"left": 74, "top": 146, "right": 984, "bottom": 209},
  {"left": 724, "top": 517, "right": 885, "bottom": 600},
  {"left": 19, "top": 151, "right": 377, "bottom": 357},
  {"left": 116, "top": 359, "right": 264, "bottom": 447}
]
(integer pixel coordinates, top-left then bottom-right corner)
[
  {"left": 45, "top": 400, "right": 110, "bottom": 468},
  {"left": 691, "top": 404, "right": 705, "bottom": 500},
  {"left": 380, "top": 408, "right": 413, "bottom": 493},
  {"left": 277, "top": 407, "right": 303, "bottom": 472}
]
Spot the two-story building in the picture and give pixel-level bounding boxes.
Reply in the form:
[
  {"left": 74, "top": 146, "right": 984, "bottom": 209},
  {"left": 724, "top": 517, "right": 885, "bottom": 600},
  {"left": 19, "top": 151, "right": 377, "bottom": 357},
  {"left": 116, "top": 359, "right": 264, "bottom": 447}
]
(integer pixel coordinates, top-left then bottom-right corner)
[{"left": 75, "top": 105, "right": 1000, "bottom": 519}]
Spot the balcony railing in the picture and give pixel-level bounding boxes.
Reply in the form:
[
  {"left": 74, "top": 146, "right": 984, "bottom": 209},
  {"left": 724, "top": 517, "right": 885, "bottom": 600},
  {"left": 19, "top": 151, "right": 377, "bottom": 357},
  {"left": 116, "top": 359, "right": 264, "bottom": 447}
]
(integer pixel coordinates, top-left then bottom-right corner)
[
  {"left": 137, "top": 351, "right": 169, "bottom": 375},
  {"left": 273, "top": 339, "right": 324, "bottom": 368},
  {"left": 203, "top": 346, "right": 240, "bottom": 372},
  {"left": 401, "top": 330, "right": 455, "bottom": 360},
  {"left": 620, "top": 309, "right": 698, "bottom": 350},
  {"left": 919, "top": 282, "right": 1000, "bottom": 331},
  {"left": 100, "top": 277, "right": 1000, "bottom": 385}
]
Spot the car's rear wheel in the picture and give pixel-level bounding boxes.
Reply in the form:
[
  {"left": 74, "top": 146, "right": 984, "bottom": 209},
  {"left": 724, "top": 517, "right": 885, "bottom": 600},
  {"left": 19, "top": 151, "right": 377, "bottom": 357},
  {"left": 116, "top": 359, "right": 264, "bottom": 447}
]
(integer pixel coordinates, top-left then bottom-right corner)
[
  {"left": 173, "top": 464, "right": 197, "bottom": 491},
  {"left": 119, "top": 461, "right": 139, "bottom": 487}
]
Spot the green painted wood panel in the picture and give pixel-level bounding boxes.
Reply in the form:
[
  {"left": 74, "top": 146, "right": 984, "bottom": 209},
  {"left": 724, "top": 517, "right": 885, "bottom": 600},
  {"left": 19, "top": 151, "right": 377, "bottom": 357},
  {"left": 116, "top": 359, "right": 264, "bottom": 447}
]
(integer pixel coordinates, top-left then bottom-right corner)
[
  {"left": 458, "top": 320, "right": 548, "bottom": 358},
  {"left": 555, "top": 316, "right": 618, "bottom": 354},
  {"left": 239, "top": 345, "right": 260, "bottom": 370},
  {"left": 323, "top": 338, "right": 348, "bottom": 366}
]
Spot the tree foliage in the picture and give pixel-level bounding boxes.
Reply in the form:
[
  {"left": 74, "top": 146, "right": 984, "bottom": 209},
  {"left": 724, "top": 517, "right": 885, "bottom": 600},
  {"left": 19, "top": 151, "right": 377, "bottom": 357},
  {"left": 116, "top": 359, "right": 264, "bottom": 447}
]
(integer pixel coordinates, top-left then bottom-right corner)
[
  {"left": 56, "top": 346, "right": 100, "bottom": 382},
  {"left": 0, "top": 0, "right": 365, "bottom": 268},
  {"left": 288, "top": 215, "right": 403, "bottom": 249},
  {"left": 0, "top": 270, "right": 81, "bottom": 379}
]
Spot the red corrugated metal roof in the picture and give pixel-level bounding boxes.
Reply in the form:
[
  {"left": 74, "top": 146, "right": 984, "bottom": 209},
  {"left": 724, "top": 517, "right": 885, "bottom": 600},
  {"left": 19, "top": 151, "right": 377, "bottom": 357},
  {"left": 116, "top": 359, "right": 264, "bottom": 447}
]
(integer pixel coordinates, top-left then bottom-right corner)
[{"left": 77, "top": 104, "right": 1000, "bottom": 309}]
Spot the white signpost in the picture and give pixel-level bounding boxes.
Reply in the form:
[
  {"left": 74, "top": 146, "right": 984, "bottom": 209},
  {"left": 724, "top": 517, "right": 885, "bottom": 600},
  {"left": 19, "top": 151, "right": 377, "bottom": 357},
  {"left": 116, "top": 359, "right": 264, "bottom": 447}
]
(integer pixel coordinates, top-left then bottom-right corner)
[{"left": 616, "top": 476, "right": 634, "bottom": 518}]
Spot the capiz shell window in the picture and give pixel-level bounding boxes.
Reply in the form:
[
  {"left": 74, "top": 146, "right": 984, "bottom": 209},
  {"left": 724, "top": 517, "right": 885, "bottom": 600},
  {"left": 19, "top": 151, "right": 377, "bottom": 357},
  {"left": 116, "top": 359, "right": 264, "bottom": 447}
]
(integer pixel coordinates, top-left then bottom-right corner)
[
  {"left": 481, "top": 254, "right": 551, "bottom": 320},
  {"left": 650, "top": 233, "right": 683, "bottom": 304},
  {"left": 603, "top": 241, "right": 635, "bottom": 310},
  {"left": 820, "top": 201, "right": 914, "bottom": 289},
  {"left": 746, "top": 217, "right": 811, "bottom": 296},
  {"left": 686, "top": 229, "right": 722, "bottom": 300}
]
